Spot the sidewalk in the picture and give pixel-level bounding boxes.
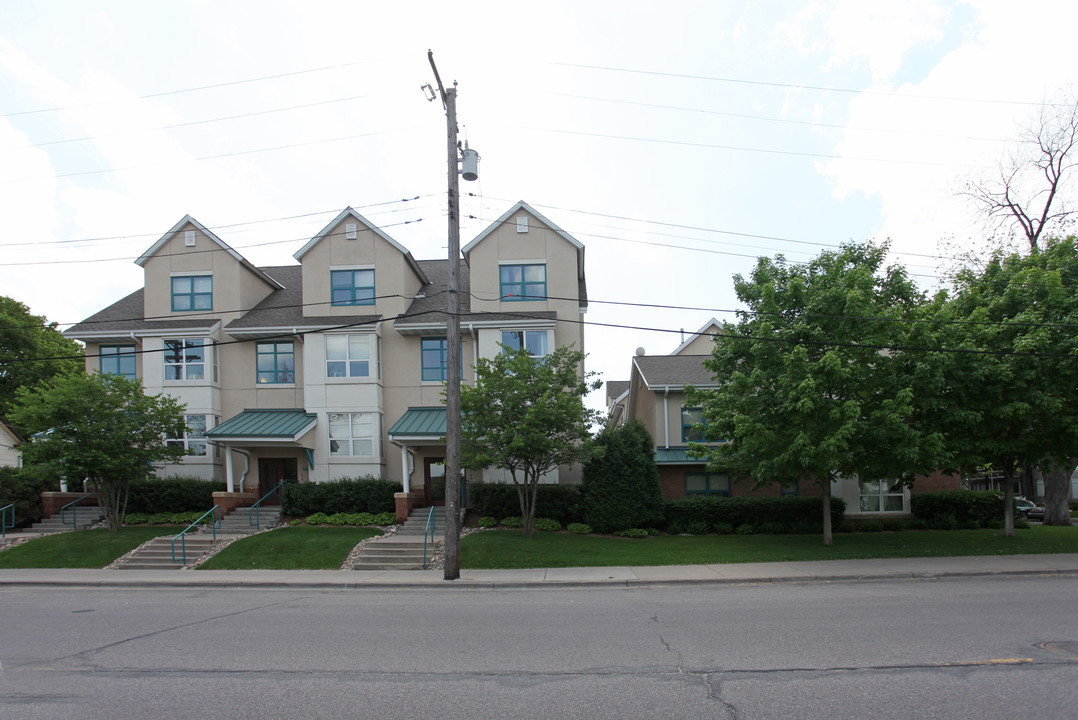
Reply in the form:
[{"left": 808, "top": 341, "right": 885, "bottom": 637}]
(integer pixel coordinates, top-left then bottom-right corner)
[{"left": 2, "top": 554, "right": 1077, "bottom": 590}]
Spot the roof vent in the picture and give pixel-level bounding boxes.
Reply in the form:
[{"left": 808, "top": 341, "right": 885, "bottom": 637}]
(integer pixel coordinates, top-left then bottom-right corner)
[
  {"left": 516, "top": 216, "right": 528, "bottom": 233},
  {"left": 345, "top": 223, "right": 358, "bottom": 240},
  {"left": 185, "top": 230, "right": 196, "bottom": 247}
]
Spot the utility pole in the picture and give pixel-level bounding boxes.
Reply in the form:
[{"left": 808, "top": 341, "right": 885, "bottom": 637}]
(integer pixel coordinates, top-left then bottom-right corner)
[{"left": 424, "top": 50, "right": 478, "bottom": 580}]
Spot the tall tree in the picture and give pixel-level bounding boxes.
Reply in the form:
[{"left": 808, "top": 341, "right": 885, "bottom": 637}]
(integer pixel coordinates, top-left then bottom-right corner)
[
  {"left": 581, "top": 418, "right": 664, "bottom": 534},
  {"left": 0, "top": 296, "right": 83, "bottom": 418},
  {"left": 460, "top": 344, "right": 601, "bottom": 539},
  {"left": 9, "top": 373, "right": 188, "bottom": 532},
  {"left": 943, "top": 237, "right": 1078, "bottom": 529},
  {"left": 687, "top": 243, "right": 945, "bottom": 545}
]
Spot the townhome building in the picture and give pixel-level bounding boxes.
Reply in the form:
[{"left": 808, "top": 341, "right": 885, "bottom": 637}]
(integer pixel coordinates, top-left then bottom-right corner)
[
  {"left": 65, "top": 200, "right": 587, "bottom": 514},
  {"left": 609, "top": 319, "right": 958, "bottom": 518}
]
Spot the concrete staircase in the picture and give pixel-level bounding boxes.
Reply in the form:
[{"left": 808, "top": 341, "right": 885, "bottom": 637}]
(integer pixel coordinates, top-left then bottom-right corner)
[
  {"left": 27, "top": 506, "right": 106, "bottom": 533},
  {"left": 116, "top": 505, "right": 282, "bottom": 570},
  {"left": 350, "top": 506, "right": 446, "bottom": 571}
]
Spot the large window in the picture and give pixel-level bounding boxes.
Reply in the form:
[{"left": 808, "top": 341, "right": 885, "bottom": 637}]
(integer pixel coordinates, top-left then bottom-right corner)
[
  {"left": 685, "top": 472, "right": 730, "bottom": 497},
  {"left": 330, "top": 269, "right": 375, "bottom": 306},
  {"left": 99, "top": 345, "right": 136, "bottom": 379},
  {"left": 171, "top": 275, "right": 212, "bottom": 312},
  {"left": 167, "top": 415, "right": 208, "bottom": 456},
  {"left": 500, "top": 330, "right": 549, "bottom": 358},
  {"left": 859, "top": 479, "right": 905, "bottom": 512},
  {"left": 328, "top": 412, "right": 374, "bottom": 457},
  {"left": 256, "top": 341, "right": 294, "bottom": 384},
  {"left": 421, "top": 337, "right": 449, "bottom": 381},
  {"left": 165, "top": 339, "right": 212, "bottom": 381},
  {"left": 681, "top": 407, "right": 706, "bottom": 443},
  {"left": 499, "top": 264, "right": 546, "bottom": 301},
  {"left": 326, "top": 334, "right": 375, "bottom": 378}
]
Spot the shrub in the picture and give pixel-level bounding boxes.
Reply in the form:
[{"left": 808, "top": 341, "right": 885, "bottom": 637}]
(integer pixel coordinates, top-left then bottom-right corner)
[
  {"left": 533, "top": 518, "right": 562, "bottom": 532},
  {"left": 500, "top": 516, "right": 524, "bottom": 528},
  {"left": 126, "top": 476, "right": 225, "bottom": 514},
  {"left": 663, "top": 496, "right": 847, "bottom": 535},
  {"left": 467, "top": 482, "right": 582, "bottom": 525},
  {"left": 614, "top": 528, "right": 648, "bottom": 538},
  {"left": 858, "top": 520, "right": 884, "bottom": 533},
  {"left": 1015, "top": 517, "right": 1031, "bottom": 530},
  {"left": 282, "top": 476, "right": 400, "bottom": 516},
  {"left": 306, "top": 512, "right": 330, "bottom": 525},
  {"left": 581, "top": 419, "right": 664, "bottom": 533},
  {"left": 734, "top": 523, "right": 755, "bottom": 535},
  {"left": 910, "top": 490, "right": 1004, "bottom": 529},
  {"left": 712, "top": 522, "right": 734, "bottom": 535},
  {"left": 567, "top": 523, "right": 592, "bottom": 535},
  {"left": 684, "top": 520, "right": 710, "bottom": 535},
  {"left": 0, "top": 464, "right": 61, "bottom": 527},
  {"left": 478, "top": 516, "right": 498, "bottom": 529}
]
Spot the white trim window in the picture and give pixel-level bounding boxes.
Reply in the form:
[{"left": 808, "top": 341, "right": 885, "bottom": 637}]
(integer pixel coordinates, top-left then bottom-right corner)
[
  {"left": 167, "top": 414, "right": 208, "bottom": 456},
  {"left": 500, "top": 329, "right": 549, "bottom": 358},
  {"left": 328, "top": 412, "right": 375, "bottom": 457},
  {"left": 326, "top": 334, "right": 376, "bottom": 379},
  {"left": 858, "top": 479, "right": 905, "bottom": 512},
  {"left": 164, "top": 339, "right": 213, "bottom": 381}
]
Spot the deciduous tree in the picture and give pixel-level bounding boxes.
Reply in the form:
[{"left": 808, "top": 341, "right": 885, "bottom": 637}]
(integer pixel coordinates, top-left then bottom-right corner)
[{"left": 0, "top": 296, "right": 83, "bottom": 418}]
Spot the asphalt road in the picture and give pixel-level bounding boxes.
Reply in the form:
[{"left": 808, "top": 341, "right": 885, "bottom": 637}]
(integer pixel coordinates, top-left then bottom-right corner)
[{"left": 2, "top": 575, "right": 1076, "bottom": 719}]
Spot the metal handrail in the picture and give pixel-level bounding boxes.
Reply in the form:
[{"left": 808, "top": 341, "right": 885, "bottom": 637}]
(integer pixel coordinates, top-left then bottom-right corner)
[
  {"left": 249, "top": 480, "right": 285, "bottom": 530},
  {"left": 1, "top": 503, "right": 14, "bottom": 539},
  {"left": 422, "top": 507, "right": 436, "bottom": 569},
  {"left": 171, "top": 505, "right": 221, "bottom": 564},
  {"left": 60, "top": 491, "right": 98, "bottom": 529}
]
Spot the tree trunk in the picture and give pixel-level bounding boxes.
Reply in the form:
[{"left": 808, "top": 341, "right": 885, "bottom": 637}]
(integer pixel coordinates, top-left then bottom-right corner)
[
  {"left": 1001, "top": 465, "right": 1015, "bottom": 537},
  {"left": 516, "top": 476, "right": 539, "bottom": 540},
  {"left": 821, "top": 477, "right": 833, "bottom": 546},
  {"left": 1041, "top": 457, "right": 1075, "bottom": 526},
  {"left": 94, "top": 478, "right": 125, "bottom": 533},
  {"left": 1020, "top": 465, "right": 1036, "bottom": 502}
]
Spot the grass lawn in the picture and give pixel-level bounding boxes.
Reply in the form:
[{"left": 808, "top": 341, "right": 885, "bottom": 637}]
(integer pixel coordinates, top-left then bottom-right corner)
[
  {"left": 197, "top": 526, "right": 382, "bottom": 570},
  {"left": 0, "top": 527, "right": 182, "bottom": 569},
  {"left": 460, "top": 525, "right": 1078, "bottom": 569}
]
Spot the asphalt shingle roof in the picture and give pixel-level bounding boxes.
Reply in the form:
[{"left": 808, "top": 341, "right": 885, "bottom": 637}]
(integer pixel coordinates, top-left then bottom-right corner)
[{"left": 633, "top": 355, "right": 716, "bottom": 387}]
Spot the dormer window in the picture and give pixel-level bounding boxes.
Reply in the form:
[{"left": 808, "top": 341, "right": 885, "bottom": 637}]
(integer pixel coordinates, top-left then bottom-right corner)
[
  {"left": 331, "top": 269, "right": 375, "bottom": 306},
  {"left": 499, "top": 263, "right": 546, "bottom": 301},
  {"left": 171, "top": 275, "right": 212, "bottom": 312}
]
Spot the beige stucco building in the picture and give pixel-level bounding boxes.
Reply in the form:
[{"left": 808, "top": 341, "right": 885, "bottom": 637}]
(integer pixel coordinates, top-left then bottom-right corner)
[{"left": 65, "top": 201, "right": 587, "bottom": 509}]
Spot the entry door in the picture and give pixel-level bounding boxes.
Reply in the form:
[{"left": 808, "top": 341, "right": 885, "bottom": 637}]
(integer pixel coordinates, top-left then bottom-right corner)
[
  {"left": 425, "top": 458, "right": 447, "bottom": 506},
  {"left": 257, "top": 458, "right": 297, "bottom": 505}
]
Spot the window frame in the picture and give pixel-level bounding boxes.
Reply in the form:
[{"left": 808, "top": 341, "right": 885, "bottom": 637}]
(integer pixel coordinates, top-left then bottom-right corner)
[
  {"left": 858, "top": 478, "right": 906, "bottom": 513},
  {"left": 170, "top": 275, "right": 213, "bottom": 312},
  {"left": 681, "top": 407, "right": 706, "bottom": 443},
  {"left": 166, "top": 414, "right": 209, "bottom": 457},
  {"left": 500, "top": 329, "right": 550, "bottom": 359},
  {"left": 421, "top": 337, "right": 449, "bottom": 382},
  {"left": 499, "top": 263, "right": 547, "bottom": 301},
  {"left": 330, "top": 268, "right": 375, "bottom": 306},
  {"left": 685, "top": 472, "right": 731, "bottom": 497},
  {"left": 256, "top": 341, "right": 295, "bottom": 384},
  {"left": 164, "top": 338, "right": 212, "bottom": 381},
  {"left": 328, "top": 412, "right": 375, "bottom": 457},
  {"left": 99, "top": 344, "right": 136, "bottom": 379},
  {"left": 325, "top": 333, "right": 376, "bottom": 379}
]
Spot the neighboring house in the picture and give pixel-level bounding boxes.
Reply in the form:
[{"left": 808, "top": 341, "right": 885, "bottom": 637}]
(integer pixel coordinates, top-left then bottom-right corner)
[
  {"left": 610, "top": 319, "right": 959, "bottom": 517},
  {"left": 64, "top": 201, "right": 587, "bottom": 510},
  {"left": 0, "top": 417, "right": 22, "bottom": 468}
]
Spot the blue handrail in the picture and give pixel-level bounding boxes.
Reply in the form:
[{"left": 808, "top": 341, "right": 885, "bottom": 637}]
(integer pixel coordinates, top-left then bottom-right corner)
[
  {"left": 60, "top": 491, "right": 98, "bottom": 529},
  {"left": 171, "top": 505, "right": 221, "bottom": 564},
  {"left": 1, "top": 503, "right": 14, "bottom": 539},
  {"left": 422, "top": 507, "right": 436, "bottom": 569},
  {"left": 248, "top": 480, "right": 285, "bottom": 530}
]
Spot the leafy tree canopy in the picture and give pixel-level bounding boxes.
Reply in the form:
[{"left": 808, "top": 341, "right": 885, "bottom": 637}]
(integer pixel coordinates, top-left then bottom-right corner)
[
  {"left": 581, "top": 418, "right": 663, "bottom": 534},
  {"left": 0, "top": 296, "right": 83, "bottom": 419}
]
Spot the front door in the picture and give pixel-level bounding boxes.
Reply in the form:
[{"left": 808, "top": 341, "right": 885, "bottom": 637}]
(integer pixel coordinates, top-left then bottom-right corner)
[
  {"left": 425, "top": 458, "right": 446, "bottom": 506},
  {"left": 257, "top": 457, "right": 297, "bottom": 505}
]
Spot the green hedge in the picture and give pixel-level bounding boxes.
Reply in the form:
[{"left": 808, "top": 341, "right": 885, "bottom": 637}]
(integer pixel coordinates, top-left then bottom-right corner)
[
  {"left": 125, "top": 476, "right": 226, "bottom": 514},
  {"left": 282, "top": 476, "right": 400, "bottom": 516},
  {"left": 910, "top": 490, "right": 1006, "bottom": 529},
  {"left": 124, "top": 511, "right": 211, "bottom": 526},
  {"left": 663, "top": 496, "right": 846, "bottom": 534},
  {"left": 0, "top": 465, "right": 63, "bottom": 527},
  {"left": 467, "top": 481, "right": 583, "bottom": 525},
  {"left": 304, "top": 511, "right": 396, "bottom": 526}
]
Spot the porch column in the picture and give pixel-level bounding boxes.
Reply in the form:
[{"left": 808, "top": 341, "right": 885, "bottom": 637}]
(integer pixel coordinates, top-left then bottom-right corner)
[
  {"left": 224, "top": 446, "right": 235, "bottom": 493},
  {"left": 400, "top": 444, "right": 411, "bottom": 493}
]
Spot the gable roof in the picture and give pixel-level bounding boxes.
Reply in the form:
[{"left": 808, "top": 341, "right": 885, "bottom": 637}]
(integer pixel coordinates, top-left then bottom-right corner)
[
  {"left": 136, "top": 215, "right": 284, "bottom": 290},
  {"left": 632, "top": 355, "right": 717, "bottom": 389},
  {"left": 670, "top": 318, "right": 722, "bottom": 356},
  {"left": 292, "top": 207, "right": 429, "bottom": 285},
  {"left": 462, "top": 200, "right": 585, "bottom": 280}
]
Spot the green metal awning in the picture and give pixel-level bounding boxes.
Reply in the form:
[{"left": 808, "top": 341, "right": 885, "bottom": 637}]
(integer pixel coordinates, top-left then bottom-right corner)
[
  {"left": 388, "top": 406, "right": 446, "bottom": 440},
  {"left": 207, "top": 409, "right": 317, "bottom": 442},
  {"left": 654, "top": 447, "right": 706, "bottom": 465}
]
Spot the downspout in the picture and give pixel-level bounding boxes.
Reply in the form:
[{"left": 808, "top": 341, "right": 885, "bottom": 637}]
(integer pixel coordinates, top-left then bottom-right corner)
[
  {"left": 233, "top": 448, "right": 251, "bottom": 492},
  {"left": 663, "top": 387, "right": 670, "bottom": 449}
]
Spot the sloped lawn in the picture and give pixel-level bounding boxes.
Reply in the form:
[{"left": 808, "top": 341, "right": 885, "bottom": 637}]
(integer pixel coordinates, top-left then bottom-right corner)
[
  {"left": 197, "top": 526, "right": 381, "bottom": 570},
  {"left": 459, "top": 526, "right": 1078, "bottom": 569},
  {"left": 0, "top": 527, "right": 181, "bottom": 569}
]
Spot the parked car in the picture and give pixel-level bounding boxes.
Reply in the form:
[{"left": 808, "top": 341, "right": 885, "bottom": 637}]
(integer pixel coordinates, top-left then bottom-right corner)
[{"left": 1015, "top": 497, "right": 1045, "bottom": 520}]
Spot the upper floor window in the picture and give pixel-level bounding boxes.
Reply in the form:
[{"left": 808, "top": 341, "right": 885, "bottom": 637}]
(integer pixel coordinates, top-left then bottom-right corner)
[
  {"left": 256, "top": 341, "right": 294, "bottom": 384},
  {"left": 501, "top": 330, "right": 549, "bottom": 358},
  {"left": 331, "top": 269, "right": 375, "bottom": 306},
  {"left": 171, "top": 275, "right": 212, "bottom": 312},
  {"left": 100, "top": 345, "right": 136, "bottom": 379},
  {"left": 859, "top": 479, "right": 905, "bottom": 512},
  {"left": 686, "top": 472, "right": 730, "bottom": 497},
  {"left": 780, "top": 479, "right": 800, "bottom": 496},
  {"left": 326, "top": 334, "right": 375, "bottom": 379},
  {"left": 421, "top": 337, "right": 449, "bottom": 382},
  {"left": 167, "top": 414, "right": 208, "bottom": 457},
  {"left": 165, "top": 339, "right": 215, "bottom": 381},
  {"left": 499, "top": 264, "right": 546, "bottom": 301},
  {"left": 681, "top": 407, "right": 706, "bottom": 443},
  {"left": 328, "top": 412, "right": 374, "bottom": 457}
]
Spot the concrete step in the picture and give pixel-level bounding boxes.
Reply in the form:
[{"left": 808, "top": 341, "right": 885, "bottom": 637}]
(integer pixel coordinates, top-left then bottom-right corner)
[
  {"left": 29, "top": 508, "right": 106, "bottom": 532},
  {"left": 351, "top": 562, "right": 431, "bottom": 571},
  {"left": 116, "top": 561, "right": 185, "bottom": 570}
]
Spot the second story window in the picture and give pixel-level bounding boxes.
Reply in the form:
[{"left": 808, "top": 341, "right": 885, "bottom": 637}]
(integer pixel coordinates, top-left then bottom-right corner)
[
  {"left": 326, "top": 334, "right": 375, "bottom": 378},
  {"left": 165, "top": 339, "right": 210, "bottom": 381},
  {"left": 256, "top": 341, "right": 294, "bottom": 384},
  {"left": 166, "top": 414, "right": 208, "bottom": 456},
  {"left": 421, "top": 337, "right": 448, "bottom": 382},
  {"left": 499, "top": 263, "right": 546, "bottom": 301},
  {"left": 500, "top": 330, "right": 549, "bottom": 358},
  {"left": 99, "top": 345, "right": 136, "bottom": 379},
  {"left": 331, "top": 269, "right": 375, "bottom": 306},
  {"left": 171, "top": 275, "right": 212, "bottom": 311},
  {"left": 681, "top": 407, "right": 706, "bottom": 443}
]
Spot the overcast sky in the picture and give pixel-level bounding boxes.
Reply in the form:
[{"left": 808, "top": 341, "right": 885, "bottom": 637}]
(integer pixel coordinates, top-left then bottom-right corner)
[{"left": 2, "top": 0, "right": 1076, "bottom": 412}]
